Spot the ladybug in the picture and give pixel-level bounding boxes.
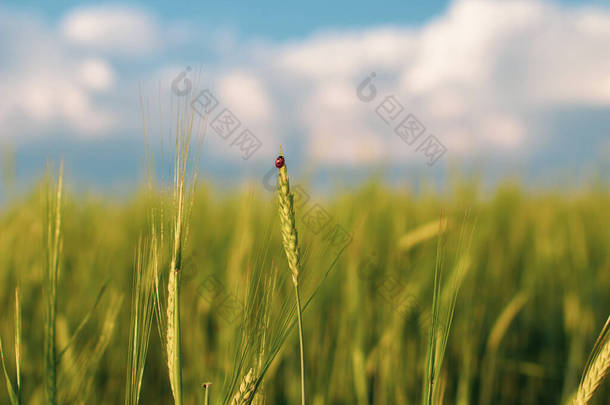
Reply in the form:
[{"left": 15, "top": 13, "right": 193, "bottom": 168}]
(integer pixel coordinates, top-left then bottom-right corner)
[{"left": 275, "top": 155, "right": 285, "bottom": 168}]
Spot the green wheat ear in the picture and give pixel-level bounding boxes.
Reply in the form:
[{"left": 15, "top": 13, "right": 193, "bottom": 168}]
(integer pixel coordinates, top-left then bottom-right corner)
[
  {"left": 275, "top": 153, "right": 306, "bottom": 405},
  {"left": 277, "top": 160, "right": 300, "bottom": 284},
  {"left": 573, "top": 316, "right": 610, "bottom": 405},
  {"left": 230, "top": 368, "right": 256, "bottom": 405}
]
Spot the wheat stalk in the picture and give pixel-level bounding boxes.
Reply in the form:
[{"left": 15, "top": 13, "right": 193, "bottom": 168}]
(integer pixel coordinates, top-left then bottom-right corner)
[
  {"left": 276, "top": 153, "right": 306, "bottom": 405},
  {"left": 166, "top": 266, "right": 181, "bottom": 403},
  {"left": 165, "top": 90, "right": 200, "bottom": 405},
  {"left": 125, "top": 238, "right": 157, "bottom": 405},
  {"left": 14, "top": 288, "right": 21, "bottom": 405},
  {"left": 573, "top": 316, "right": 610, "bottom": 405},
  {"left": 423, "top": 212, "right": 474, "bottom": 405},
  {"left": 201, "top": 383, "right": 212, "bottom": 405},
  {"left": 479, "top": 292, "right": 529, "bottom": 405},
  {"left": 230, "top": 368, "right": 256, "bottom": 405},
  {"left": 44, "top": 162, "right": 63, "bottom": 405},
  {"left": 0, "top": 288, "right": 22, "bottom": 405}
]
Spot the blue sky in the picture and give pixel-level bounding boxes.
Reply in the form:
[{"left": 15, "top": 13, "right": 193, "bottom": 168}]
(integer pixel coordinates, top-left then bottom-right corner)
[
  {"left": 3, "top": 1, "right": 452, "bottom": 37},
  {"left": 0, "top": 0, "right": 609, "bottom": 197}
]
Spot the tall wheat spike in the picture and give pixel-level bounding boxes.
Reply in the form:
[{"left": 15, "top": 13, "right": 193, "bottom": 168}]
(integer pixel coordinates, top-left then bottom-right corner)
[
  {"left": 573, "top": 316, "right": 610, "bottom": 405},
  {"left": 230, "top": 368, "right": 256, "bottom": 405},
  {"left": 166, "top": 121, "right": 190, "bottom": 405},
  {"left": 423, "top": 212, "right": 474, "bottom": 405},
  {"left": 277, "top": 157, "right": 300, "bottom": 283},
  {"left": 44, "top": 162, "right": 63, "bottom": 405},
  {"left": 125, "top": 238, "right": 156, "bottom": 405},
  {"left": 165, "top": 91, "right": 201, "bottom": 405},
  {"left": 276, "top": 153, "right": 306, "bottom": 405},
  {"left": 140, "top": 79, "right": 203, "bottom": 405}
]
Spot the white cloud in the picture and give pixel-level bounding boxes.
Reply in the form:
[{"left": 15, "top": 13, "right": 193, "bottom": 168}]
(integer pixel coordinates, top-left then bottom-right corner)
[
  {"left": 1, "top": 0, "right": 610, "bottom": 170},
  {"left": 480, "top": 114, "right": 525, "bottom": 150},
  {"left": 78, "top": 58, "right": 116, "bottom": 91},
  {"left": 3, "top": 72, "right": 115, "bottom": 136},
  {"left": 216, "top": 70, "right": 273, "bottom": 123},
  {"left": 401, "top": 0, "right": 546, "bottom": 94},
  {"left": 0, "top": 8, "right": 120, "bottom": 139},
  {"left": 301, "top": 81, "right": 387, "bottom": 165},
  {"left": 60, "top": 6, "right": 161, "bottom": 56},
  {"left": 264, "top": 0, "right": 610, "bottom": 164},
  {"left": 276, "top": 27, "right": 416, "bottom": 80}
]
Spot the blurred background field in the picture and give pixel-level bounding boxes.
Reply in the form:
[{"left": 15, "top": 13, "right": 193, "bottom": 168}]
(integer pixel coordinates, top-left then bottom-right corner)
[{"left": 0, "top": 174, "right": 608, "bottom": 404}]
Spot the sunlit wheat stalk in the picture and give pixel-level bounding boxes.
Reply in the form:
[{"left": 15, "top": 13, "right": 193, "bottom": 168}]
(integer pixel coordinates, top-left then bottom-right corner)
[
  {"left": 125, "top": 238, "right": 156, "bottom": 405},
  {"left": 165, "top": 95, "right": 199, "bottom": 405},
  {"left": 201, "top": 383, "right": 212, "bottom": 405},
  {"left": 166, "top": 146, "right": 186, "bottom": 405},
  {"left": 44, "top": 162, "right": 63, "bottom": 405},
  {"left": 573, "top": 316, "right": 610, "bottom": 405},
  {"left": 0, "top": 288, "right": 22, "bottom": 405},
  {"left": 423, "top": 212, "right": 474, "bottom": 405},
  {"left": 14, "top": 288, "right": 21, "bottom": 405},
  {"left": 276, "top": 154, "right": 306, "bottom": 405},
  {"left": 140, "top": 83, "right": 202, "bottom": 405},
  {"left": 230, "top": 368, "right": 256, "bottom": 405},
  {"left": 479, "top": 292, "right": 529, "bottom": 405}
]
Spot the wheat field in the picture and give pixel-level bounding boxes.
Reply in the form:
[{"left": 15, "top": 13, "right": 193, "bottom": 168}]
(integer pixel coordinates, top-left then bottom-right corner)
[{"left": 0, "top": 155, "right": 609, "bottom": 404}]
